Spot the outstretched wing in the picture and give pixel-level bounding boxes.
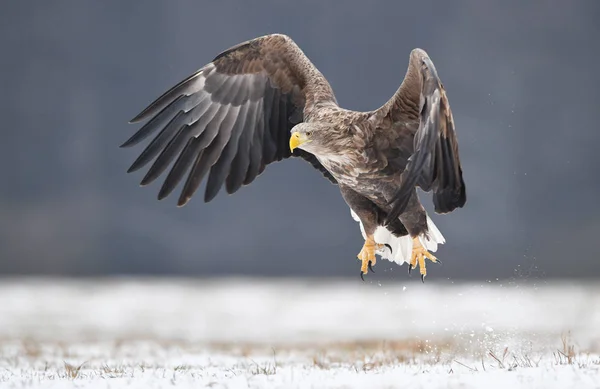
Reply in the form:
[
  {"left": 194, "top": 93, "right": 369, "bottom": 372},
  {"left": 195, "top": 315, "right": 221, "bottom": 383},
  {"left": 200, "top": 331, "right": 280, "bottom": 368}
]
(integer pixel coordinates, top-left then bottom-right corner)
[
  {"left": 122, "top": 34, "right": 338, "bottom": 206},
  {"left": 376, "top": 48, "right": 466, "bottom": 224}
]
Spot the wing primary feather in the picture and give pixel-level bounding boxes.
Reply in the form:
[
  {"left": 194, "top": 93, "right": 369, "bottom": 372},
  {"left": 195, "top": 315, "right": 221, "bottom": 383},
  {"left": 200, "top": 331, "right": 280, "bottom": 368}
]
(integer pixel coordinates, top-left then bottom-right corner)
[
  {"left": 195, "top": 103, "right": 233, "bottom": 150},
  {"left": 126, "top": 111, "right": 185, "bottom": 173},
  {"left": 121, "top": 95, "right": 186, "bottom": 148},
  {"left": 178, "top": 105, "right": 240, "bottom": 206},
  {"left": 225, "top": 97, "right": 261, "bottom": 193},
  {"left": 262, "top": 88, "right": 280, "bottom": 164},
  {"left": 244, "top": 99, "right": 265, "bottom": 185},
  {"left": 178, "top": 94, "right": 213, "bottom": 125},
  {"left": 440, "top": 135, "right": 455, "bottom": 189},
  {"left": 130, "top": 70, "right": 204, "bottom": 123},
  {"left": 258, "top": 161, "right": 267, "bottom": 176},
  {"left": 433, "top": 139, "right": 443, "bottom": 185},
  {"left": 417, "top": 144, "right": 437, "bottom": 190},
  {"left": 176, "top": 149, "right": 206, "bottom": 207},
  {"left": 135, "top": 96, "right": 213, "bottom": 173},
  {"left": 157, "top": 137, "right": 202, "bottom": 201},
  {"left": 123, "top": 84, "right": 210, "bottom": 149},
  {"left": 205, "top": 103, "right": 250, "bottom": 202},
  {"left": 186, "top": 102, "right": 221, "bottom": 139},
  {"left": 433, "top": 135, "right": 465, "bottom": 213},
  {"left": 268, "top": 93, "right": 285, "bottom": 163},
  {"left": 140, "top": 124, "right": 188, "bottom": 186},
  {"left": 260, "top": 81, "right": 275, "bottom": 133},
  {"left": 277, "top": 94, "right": 291, "bottom": 160}
]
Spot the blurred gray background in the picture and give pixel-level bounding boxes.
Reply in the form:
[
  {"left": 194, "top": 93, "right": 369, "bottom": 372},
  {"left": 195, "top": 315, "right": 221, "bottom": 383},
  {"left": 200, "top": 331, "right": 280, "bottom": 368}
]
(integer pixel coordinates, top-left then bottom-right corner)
[{"left": 1, "top": 0, "right": 599, "bottom": 281}]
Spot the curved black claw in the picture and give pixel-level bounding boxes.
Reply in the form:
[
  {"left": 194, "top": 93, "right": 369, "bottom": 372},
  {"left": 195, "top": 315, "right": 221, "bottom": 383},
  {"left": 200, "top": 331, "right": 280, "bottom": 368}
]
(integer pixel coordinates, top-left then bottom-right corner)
[
  {"left": 408, "top": 264, "right": 413, "bottom": 275},
  {"left": 435, "top": 259, "right": 442, "bottom": 265},
  {"left": 384, "top": 244, "right": 393, "bottom": 254},
  {"left": 368, "top": 260, "right": 375, "bottom": 273},
  {"left": 360, "top": 271, "right": 365, "bottom": 281},
  {"left": 421, "top": 274, "right": 426, "bottom": 283}
]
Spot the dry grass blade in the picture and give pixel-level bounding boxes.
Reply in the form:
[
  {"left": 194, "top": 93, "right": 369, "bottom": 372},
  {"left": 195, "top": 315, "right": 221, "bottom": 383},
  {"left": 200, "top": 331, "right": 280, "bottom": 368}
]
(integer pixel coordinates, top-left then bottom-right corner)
[
  {"left": 560, "top": 331, "right": 576, "bottom": 365},
  {"left": 453, "top": 360, "right": 477, "bottom": 372},
  {"left": 63, "top": 361, "right": 86, "bottom": 379},
  {"left": 488, "top": 350, "right": 506, "bottom": 369}
]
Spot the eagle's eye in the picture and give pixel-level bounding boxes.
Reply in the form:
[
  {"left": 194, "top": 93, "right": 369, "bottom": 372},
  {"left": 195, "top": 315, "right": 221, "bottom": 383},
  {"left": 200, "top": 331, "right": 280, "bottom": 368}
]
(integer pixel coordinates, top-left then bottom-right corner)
[{"left": 306, "top": 131, "right": 312, "bottom": 136}]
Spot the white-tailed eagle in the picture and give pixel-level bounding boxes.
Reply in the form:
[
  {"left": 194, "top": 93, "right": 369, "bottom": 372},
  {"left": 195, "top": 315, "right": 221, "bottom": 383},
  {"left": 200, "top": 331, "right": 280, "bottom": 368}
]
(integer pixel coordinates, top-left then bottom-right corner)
[{"left": 122, "top": 34, "right": 466, "bottom": 281}]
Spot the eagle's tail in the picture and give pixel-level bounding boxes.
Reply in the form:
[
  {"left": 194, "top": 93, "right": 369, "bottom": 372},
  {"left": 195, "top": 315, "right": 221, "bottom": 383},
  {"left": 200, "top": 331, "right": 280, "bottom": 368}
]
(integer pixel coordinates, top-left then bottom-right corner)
[{"left": 350, "top": 211, "right": 445, "bottom": 266}]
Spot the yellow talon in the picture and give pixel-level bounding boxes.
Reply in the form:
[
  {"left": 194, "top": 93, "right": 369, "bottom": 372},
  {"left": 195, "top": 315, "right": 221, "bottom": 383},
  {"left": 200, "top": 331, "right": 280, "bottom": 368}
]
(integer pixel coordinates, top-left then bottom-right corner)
[
  {"left": 357, "top": 235, "right": 385, "bottom": 279},
  {"left": 409, "top": 237, "right": 439, "bottom": 281}
]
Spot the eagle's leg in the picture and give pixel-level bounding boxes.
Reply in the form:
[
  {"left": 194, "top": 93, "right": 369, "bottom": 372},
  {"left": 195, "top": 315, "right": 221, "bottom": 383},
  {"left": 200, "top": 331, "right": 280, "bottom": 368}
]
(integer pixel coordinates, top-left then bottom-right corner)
[
  {"left": 408, "top": 237, "right": 439, "bottom": 281},
  {"left": 400, "top": 190, "right": 440, "bottom": 282},
  {"left": 338, "top": 186, "right": 385, "bottom": 280},
  {"left": 357, "top": 235, "right": 385, "bottom": 279}
]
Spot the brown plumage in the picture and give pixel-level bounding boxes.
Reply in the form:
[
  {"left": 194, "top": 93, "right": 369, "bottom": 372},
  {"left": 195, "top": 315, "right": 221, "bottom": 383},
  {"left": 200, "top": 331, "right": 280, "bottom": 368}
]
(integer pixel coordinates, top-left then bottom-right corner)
[{"left": 122, "top": 33, "right": 466, "bottom": 280}]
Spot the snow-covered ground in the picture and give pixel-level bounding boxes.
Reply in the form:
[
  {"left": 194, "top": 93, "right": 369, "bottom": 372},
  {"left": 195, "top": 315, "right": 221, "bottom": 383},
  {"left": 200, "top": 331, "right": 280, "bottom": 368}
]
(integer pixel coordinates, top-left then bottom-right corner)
[{"left": 0, "top": 277, "right": 598, "bottom": 388}]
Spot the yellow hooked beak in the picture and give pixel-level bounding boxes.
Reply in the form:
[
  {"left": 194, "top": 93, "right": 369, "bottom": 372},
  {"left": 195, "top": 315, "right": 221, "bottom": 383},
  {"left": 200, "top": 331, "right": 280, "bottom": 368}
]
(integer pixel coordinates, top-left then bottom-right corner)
[{"left": 289, "top": 131, "right": 310, "bottom": 152}]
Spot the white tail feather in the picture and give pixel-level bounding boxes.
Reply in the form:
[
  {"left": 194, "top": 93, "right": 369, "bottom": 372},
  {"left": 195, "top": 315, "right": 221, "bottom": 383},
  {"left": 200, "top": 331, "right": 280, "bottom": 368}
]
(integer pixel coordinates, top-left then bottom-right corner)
[{"left": 350, "top": 210, "right": 445, "bottom": 266}]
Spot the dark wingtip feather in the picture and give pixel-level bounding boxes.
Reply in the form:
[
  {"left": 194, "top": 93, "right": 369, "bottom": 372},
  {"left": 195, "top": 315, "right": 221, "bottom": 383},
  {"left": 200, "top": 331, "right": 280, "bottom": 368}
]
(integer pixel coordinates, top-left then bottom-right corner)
[
  {"left": 128, "top": 114, "right": 145, "bottom": 124},
  {"left": 203, "top": 185, "right": 220, "bottom": 203},
  {"left": 125, "top": 111, "right": 185, "bottom": 174},
  {"left": 129, "top": 102, "right": 165, "bottom": 124},
  {"left": 120, "top": 125, "right": 155, "bottom": 149},
  {"left": 121, "top": 95, "right": 187, "bottom": 149},
  {"left": 139, "top": 126, "right": 188, "bottom": 187},
  {"left": 157, "top": 191, "right": 168, "bottom": 201},
  {"left": 157, "top": 185, "right": 173, "bottom": 201},
  {"left": 120, "top": 139, "right": 135, "bottom": 148},
  {"left": 139, "top": 173, "right": 154, "bottom": 187},
  {"left": 129, "top": 70, "right": 204, "bottom": 124},
  {"left": 177, "top": 196, "right": 191, "bottom": 207},
  {"left": 177, "top": 180, "right": 201, "bottom": 207},
  {"left": 156, "top": 138, "right": 200, "bottom": 201},
  {"left": 176, "top": 150, "right": 209, "bottom": 208},
  {"left": 433, "top": 176, "right": 466, "bottom": 214}
]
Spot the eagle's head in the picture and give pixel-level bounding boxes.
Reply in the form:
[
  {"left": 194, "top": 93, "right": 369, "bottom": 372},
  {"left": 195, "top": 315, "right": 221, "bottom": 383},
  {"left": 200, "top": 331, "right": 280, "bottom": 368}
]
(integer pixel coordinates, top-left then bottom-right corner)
[{"left": 289, "top": 123, "right": 339, "bottom": 155}]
